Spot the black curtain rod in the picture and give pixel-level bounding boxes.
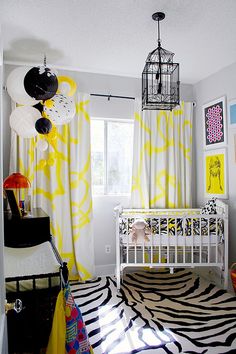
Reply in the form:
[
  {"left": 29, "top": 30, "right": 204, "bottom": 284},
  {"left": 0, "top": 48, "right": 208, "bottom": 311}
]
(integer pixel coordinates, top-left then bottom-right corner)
[
  {"left": 90, "top": 93, "right": 135, "bottom": 101},
  {"left": 90, "top": 94, "right": 196, "bottom": 107}
]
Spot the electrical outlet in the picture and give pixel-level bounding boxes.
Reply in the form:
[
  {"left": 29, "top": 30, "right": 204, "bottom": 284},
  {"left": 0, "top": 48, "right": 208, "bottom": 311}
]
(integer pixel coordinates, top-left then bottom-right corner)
[{"left": 105, "top": 245, "right": 111, "bottom": 254}]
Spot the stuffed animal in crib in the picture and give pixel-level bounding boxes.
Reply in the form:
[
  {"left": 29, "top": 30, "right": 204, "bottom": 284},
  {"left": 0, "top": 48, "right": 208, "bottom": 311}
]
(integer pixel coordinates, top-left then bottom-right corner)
[{"left": 130, "top": 219, "right": 151, "bottom": 243}]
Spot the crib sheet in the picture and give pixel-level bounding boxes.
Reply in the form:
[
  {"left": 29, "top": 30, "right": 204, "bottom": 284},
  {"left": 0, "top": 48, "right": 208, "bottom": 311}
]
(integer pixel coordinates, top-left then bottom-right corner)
[{"left": 5, "top": 241, "right": 61, "bottom": 291}]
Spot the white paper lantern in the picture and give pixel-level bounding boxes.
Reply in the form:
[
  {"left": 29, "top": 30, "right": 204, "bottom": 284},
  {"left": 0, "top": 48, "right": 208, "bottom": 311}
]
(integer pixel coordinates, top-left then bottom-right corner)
[
  {"left": 6, "top": 67, "right": 40, "bottom": 105},
  {"left": 36, "top": 139, "right": 49, "bottom": 151},
  {"left": 10, "top": 106, "right": 41, "bottom": 138},
  {"left": 43, "top": 94, "right": 76, "bottom": 125}
]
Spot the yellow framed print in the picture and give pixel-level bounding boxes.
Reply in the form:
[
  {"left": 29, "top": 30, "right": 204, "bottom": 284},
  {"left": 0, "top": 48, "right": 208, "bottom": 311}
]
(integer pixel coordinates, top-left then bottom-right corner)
[{"left": 204, "top": 148, "right": 228, "bottom": 199}]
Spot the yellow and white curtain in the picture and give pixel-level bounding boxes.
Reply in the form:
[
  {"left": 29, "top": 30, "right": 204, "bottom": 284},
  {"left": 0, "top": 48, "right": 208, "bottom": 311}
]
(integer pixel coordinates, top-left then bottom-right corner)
[
  {"left": 10, "top": 93, "right": 94, "bottom": 280},
  {"left": 131, "top": 101, "right": 193, "bottom": 209}
]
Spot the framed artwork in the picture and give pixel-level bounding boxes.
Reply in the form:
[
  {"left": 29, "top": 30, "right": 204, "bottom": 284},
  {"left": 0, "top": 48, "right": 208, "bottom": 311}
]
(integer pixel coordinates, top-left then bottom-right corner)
[
  {"left": 229, "top": 98, "right": 236, "bottom": 125},
  {"left": 204, "top": 148, "right": 228, "bottom": 199},
  {"left": 4, "top": 189, "right": 22, "bottom": 217},
  {"left": 202, "top": 96, "right": 227, "bottom": 149},
  {"left": 234, "top": 134, "right": 236, "bottom": 163}
]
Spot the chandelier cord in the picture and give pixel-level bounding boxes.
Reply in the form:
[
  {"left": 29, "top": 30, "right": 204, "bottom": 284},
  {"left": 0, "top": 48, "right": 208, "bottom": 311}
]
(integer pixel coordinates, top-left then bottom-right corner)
[
  {"left": 157, "top": 19, "right": 162, "bottom": 93},
  {"left": 157, "top": 18, "right": 161, "bottom": 45}
]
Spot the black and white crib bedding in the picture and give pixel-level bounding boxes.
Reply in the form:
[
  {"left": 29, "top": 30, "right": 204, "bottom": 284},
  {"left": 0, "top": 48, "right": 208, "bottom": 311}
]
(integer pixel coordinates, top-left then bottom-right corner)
[{"left": 119, "top": 216, "right": 224, "bottom": 237}]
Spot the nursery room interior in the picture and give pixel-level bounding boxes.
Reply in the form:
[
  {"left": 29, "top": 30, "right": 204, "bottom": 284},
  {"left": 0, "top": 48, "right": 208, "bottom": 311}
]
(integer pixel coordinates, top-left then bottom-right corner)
[{"left": 1, "top": 0, "right": 236, "bottom": 353}]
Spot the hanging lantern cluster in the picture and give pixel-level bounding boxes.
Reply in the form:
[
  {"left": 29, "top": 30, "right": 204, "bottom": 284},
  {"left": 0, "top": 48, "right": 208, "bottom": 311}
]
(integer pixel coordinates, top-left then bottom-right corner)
[
  {"left": 142, "top": 12, "right": 180, "bottom": 111},
  {"left": 6, "top": 58, "right": 77, "bottom": 152}
]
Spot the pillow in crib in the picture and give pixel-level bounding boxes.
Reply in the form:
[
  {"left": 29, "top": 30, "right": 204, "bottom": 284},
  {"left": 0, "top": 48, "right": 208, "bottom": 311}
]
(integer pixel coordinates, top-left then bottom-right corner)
[{"left": 201, "top": 198, "right": 217, "bottom": 214}]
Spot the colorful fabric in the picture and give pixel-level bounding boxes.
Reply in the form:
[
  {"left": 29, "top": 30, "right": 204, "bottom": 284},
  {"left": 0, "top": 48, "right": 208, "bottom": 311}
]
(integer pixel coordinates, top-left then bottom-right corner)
[
  {"left": 46, "top": 290, "right": 66, "bottom": 354},
  {"left": 64, "top": 282, "right": 93, "bottom": 354}
]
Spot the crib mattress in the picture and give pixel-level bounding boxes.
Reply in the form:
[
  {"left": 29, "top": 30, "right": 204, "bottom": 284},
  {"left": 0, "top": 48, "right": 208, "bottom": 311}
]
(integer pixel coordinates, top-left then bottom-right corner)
[{"left": 5, "top": 241, "right": 61, "bottom": 291}]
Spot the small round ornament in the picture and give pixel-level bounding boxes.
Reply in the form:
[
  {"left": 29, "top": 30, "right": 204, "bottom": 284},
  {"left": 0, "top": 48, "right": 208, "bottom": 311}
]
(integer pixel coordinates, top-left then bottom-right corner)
[
  {"left": 35, "top": 117, "right": 52, "bottom": 135},
  {"left": 36, "top": 139, "right": 49, "bottom": 151}
]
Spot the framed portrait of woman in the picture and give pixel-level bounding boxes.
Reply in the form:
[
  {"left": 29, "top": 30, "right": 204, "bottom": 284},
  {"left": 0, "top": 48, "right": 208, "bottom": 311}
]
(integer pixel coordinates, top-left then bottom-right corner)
[{"left": 204, "top": 148, "right": 228, "bottom": 199}]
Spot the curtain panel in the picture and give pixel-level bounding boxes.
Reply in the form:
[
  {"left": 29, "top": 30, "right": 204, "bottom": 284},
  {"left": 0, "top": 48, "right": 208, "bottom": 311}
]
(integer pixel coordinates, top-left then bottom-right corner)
[
  {"left": 131, "top": 101, "right": 193, "bottom": 209},
  {"left": 9, "top": 93, "right": 95, "bottom": 280}
]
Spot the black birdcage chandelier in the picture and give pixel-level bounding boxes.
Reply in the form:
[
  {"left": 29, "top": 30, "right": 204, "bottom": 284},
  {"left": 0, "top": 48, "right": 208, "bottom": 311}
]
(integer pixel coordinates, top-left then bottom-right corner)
[{"left": 142, "top": 12, "right": 180, "bottom": 111}]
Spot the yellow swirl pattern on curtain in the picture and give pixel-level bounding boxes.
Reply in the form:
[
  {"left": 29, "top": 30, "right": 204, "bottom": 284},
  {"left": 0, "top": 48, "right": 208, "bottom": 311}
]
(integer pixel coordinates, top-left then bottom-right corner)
[
  {"left": 12, "top": 94, "right": 94, "bottom": 281},
  {"left": 131, "top": 101, "right": 193, "bottom": 209}
]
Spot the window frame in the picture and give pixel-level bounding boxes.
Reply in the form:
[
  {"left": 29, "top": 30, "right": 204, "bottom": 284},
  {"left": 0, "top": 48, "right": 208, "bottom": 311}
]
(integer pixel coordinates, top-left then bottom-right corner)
[{"left": 91, "top": 116, "right": 134, "bottom": 196}]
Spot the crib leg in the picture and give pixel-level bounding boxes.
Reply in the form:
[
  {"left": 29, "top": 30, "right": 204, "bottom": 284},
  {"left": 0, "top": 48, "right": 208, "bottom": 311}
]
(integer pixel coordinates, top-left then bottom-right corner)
[
  {"left": 223, "top": 267, "right": 229, "bottom": 290},
  {"left": 116, "top": 267, "right": 121, "bottom": 291}
]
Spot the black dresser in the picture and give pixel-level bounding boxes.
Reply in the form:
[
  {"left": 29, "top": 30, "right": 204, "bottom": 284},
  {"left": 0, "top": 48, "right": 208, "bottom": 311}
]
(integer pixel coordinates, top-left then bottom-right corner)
[
  {"left": 4, "top": 207, "right": 51, "bottom": 247},
  {"left": 4, "top": 208, "right": 62, "bottom": 353}
]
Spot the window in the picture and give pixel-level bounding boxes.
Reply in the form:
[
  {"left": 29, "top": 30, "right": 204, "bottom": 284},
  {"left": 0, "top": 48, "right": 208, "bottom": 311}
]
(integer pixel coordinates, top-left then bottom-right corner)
[{"left": 91, "top": 118, "right": 133, "bottom": 195}]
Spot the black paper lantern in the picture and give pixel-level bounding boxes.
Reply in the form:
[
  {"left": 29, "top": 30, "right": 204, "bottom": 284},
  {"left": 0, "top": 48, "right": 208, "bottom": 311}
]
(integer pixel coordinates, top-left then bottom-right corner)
[
  {"left": 35, "top": 117, "right": 52, "bottom": 135},
  {"left": 24, "top": 66, "right": 58, "bottom": 101}
]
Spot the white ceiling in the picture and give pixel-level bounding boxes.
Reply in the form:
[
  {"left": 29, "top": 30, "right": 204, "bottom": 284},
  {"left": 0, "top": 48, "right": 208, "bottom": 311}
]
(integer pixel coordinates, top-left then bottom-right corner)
[{"left": 2, "top": 0, "right": 236, "bottom": 84}]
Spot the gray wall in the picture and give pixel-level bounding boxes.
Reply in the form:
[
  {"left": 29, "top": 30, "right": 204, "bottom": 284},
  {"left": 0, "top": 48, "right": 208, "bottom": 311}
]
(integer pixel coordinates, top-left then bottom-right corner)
[
  {"left": 3, "top": 65, "right": 194, "bottom": 178},
  {"left": 193, "top": 61, "right": 236, "bottom": 266},
  {"left": 3, "top": 64, "right": 194, "bottom": 275}
]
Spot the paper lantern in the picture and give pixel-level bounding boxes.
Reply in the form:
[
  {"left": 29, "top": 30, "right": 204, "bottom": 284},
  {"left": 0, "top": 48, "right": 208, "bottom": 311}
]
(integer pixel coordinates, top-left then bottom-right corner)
[
  {"left": 38, "top": 159, "right": 47, "bottom": 169},
  {"left": 57, "top": 76, "right": 77, "bottom": 96},
  {"left": 6, "top": 67, "right": 40, "bottom": 106},
  {"left": 35, "top": 118, "right": 52, "bottom": 135},
  {"left": 24, "top": 66, "right": 58, "bottom": 100},
  {"left": 36, "top": 139, "right": 49, "bottom": 151},
  {"left": 47, "top": 157, "right": 55, "bottom": 166},
  {"left": 10, "top": 106, "right": 41, "bottom": 138},
  {"left": 43, "top": 94, "right": 76, "bottom": 125}
]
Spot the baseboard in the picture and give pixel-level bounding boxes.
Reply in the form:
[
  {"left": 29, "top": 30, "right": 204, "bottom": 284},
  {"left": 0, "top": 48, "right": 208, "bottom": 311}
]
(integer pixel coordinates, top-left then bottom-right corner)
[
  {"left": 193, "top": 266, "right": 234, "bottom": 294},
  {"left": 95, "top": 264, "right": 115, "bottom": 277},
  {"left": 0, "top": 313, "right": 8, "bottom": 354}
]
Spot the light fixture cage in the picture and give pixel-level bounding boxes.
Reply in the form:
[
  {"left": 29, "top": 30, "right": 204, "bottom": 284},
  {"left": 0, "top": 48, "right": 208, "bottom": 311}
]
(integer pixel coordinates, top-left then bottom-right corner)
[{"left": 142, "top": 12, "right": 180, "bottom": 111}]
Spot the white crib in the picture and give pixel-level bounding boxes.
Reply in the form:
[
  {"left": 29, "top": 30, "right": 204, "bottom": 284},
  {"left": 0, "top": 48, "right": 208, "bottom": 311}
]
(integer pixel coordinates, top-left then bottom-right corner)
[{"left": 115, "top": 199, "right": 228, "bottom": 291}]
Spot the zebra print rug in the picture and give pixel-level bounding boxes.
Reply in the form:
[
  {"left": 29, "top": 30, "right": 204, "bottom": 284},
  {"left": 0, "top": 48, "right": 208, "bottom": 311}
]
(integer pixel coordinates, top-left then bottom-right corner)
[{"left": 71, "top": 269, "right": 236, "bottom": 354}]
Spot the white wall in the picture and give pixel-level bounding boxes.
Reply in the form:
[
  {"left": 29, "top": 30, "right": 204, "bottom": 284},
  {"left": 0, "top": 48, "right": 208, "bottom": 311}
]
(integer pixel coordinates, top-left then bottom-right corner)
[
  {"left": 193, "top": 61, "right": 236, "bottom": 267},
  {"left": 3, "top": 64, "right": 194, "bottom": 275},
  {"left": 0, "top": 36, "right": 8, "bottom": 354}
]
